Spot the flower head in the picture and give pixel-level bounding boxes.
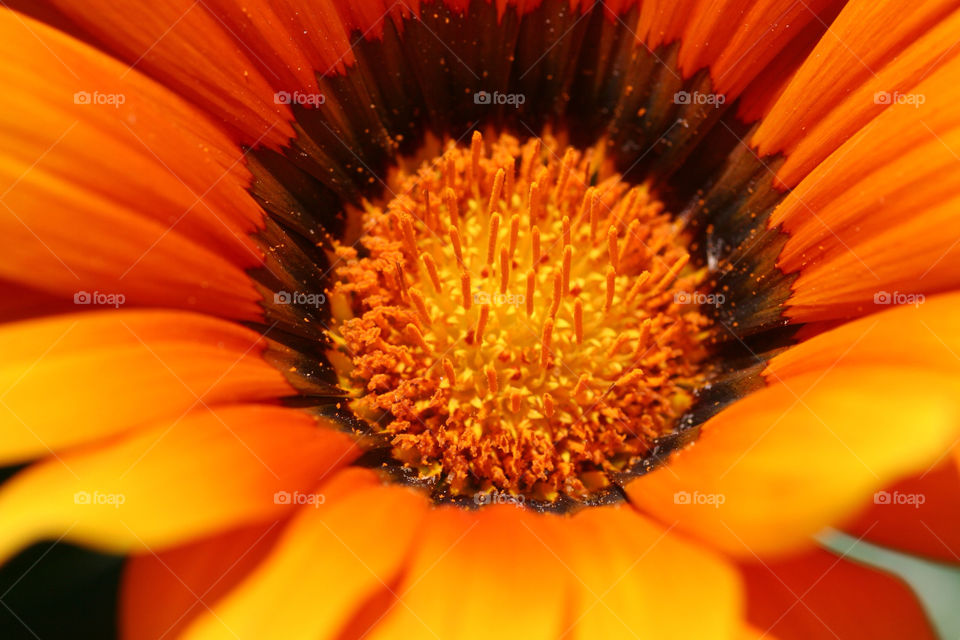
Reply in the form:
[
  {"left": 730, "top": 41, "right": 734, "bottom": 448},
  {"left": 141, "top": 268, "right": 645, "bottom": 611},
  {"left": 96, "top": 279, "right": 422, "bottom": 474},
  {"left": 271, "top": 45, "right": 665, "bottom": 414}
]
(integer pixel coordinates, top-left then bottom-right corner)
[{"left": 0, "top": 0, "right": 959, "bottom": 638}]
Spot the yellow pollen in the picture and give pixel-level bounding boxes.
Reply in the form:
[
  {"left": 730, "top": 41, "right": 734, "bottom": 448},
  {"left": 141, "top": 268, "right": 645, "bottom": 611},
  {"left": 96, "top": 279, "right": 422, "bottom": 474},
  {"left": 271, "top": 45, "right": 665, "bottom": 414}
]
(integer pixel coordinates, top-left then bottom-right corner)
[
  {"left": 421, "top": 253, "right": 442, "bottom": 292},
  {"left": 405, "top": 323, "right": 431, "bottom": 352},
  {"left": 531, "top": 226, "right": 541, "bottom": 269},
  {"left": 606, "top": 333, "right": 630, "bottom": 358},
  {"left": 555, "top": 148, "right": 575, "bottom": 198},
  {"left": 489, "top": 168, "right": 505, "bottom": 215},
  {"left": 573, "top": 298, "right": 583, "bottom": 344},
  {"left": 486, "top": 212, "right": 500, "bottom": 265},
  {"left": 634, "top": 318, "right": 652, "bottom": 357},
  {"left": 400, "top": 214, "right": 418, "bottom": 255},
  {"left": 444, "top": 153, "right": 456, "bottom": 190},
  {"left": 525, "top": 269, "right": 535, "bottom": 317},
  {"left": 508, "top": 214, "right": 520, "bottom": 258},
  {"left": 409, "top": 287, "right": 430, "bottom": 323},
  {"left": 572, "top": 373, "right": 590, "bottom": 396},
  {"left": 562, "top": 245, "right": 572, "bottom": 296},
  {"left": 424, "top": 190, "right": 434, "bottom": 229},
  {"left": 474, "top": 303, "right": 490, "bottom": 345},
  {"left": 543, "top": 392, "right": 556, "bottom": 418},
  {"left": 327, "top": 132, "right": 712, "bottom": 503},
  {"left": 443, "top": 187, "right": 460, "bottom": 228},
  {"left": 548, "top": 272, "right": 562, "bottom": 318},
  {"left": 460, "top": 273, "right": 473, "bottom": 311},
  {"left": 449, "top": 226, "right": 464, "bottom": 265},
  {"left": 540, "top": 317, "right": 554, "bottom": 369},
  {"left": 577, "top": 187, "right": 594, "bottom": 226},
  {"left": 590, "top": 191, "right": 601, "bottom": 240},
  {"left": 470, "top": 131, "right": 482, "bottom": 185},
  {"left": 528, "top": 182, "right": 541, "bottom": 227},
  {"left": 650, "top": 254, "right": 691, "bottom": 297},
  {"left": 604, "top": 266, "right": 616, "bottom": 312},
  {"left": 443, "top": 358, "right": 457, "bottom": 387},
  {"left": 607, "top": 226, "right": 620, "bottom": 273},
  {"left": 619, "top": 219, "right": 641, "bottom": 267},
  {"left": 485, "top": 364, "right": 499, "bottom": 394},
  {"left": 625, "top": 270, "right": 651, "bottom": 304},
  {"left": 499, "top": 247, "right": 510, "bottom": 294}
]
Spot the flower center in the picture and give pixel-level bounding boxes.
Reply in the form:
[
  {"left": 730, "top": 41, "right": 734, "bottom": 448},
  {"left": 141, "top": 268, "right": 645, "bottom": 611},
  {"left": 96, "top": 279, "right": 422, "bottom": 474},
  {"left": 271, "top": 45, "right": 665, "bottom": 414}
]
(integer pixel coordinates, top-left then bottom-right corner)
[{"left": 325, "top": 132, "right": 713, "bottom": 506}]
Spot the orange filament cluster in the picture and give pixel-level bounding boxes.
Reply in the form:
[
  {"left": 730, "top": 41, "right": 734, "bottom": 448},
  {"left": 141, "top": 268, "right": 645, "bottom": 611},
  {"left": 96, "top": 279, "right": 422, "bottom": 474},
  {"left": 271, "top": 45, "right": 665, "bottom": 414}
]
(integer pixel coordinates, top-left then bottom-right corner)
[{"left": 326, "top": 132, "right": 713, "bottom": 503}]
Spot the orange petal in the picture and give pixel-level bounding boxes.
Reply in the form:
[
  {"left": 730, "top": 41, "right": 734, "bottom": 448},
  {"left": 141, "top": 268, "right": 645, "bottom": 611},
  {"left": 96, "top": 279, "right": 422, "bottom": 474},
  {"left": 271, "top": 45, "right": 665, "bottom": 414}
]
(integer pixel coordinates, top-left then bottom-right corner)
[
  {"left": 636, "top": 0, "right": 699, "bottom": 50},
  {"left": 365, "top": 505, "right": 570, "bottom": 640},
  {"left": 773, "top": 51, "right": 960, "bottom": 321},
  {"left": 753, "top": 0, "right": 960, "bottom": 183},
  {"left": 740, "top": 547, "right": 936, "bottom": 639},
  {"left": 628, "top": 349, "right": 960, "bottom": 556},
  {"left": 41, "top": 0, "right": 294, "bottom": 148},
  {"left": 0, "top": 10, "right": 267, "bottom": 319},
  {"left": 562, "top": 505, "right": 741, "bottom": 640},
  {"left": 0, "top": 404, "right": 358, "bottom": 559},
  {"left": 121, "top": 523, "right": 284, "bottom": 640},
  {"left": 680, "top": 0, "right": 838, "bottom": 98},
  {"left": 0, "top": 310, "right": 295, "bottom": 463},
  {"left": 767, "top": 291, "right": 960, "bottom": 383},
  {"left": 844, "top": 455, "right": 960, "bottom": 566},
  {"left": 640, "top": 294, "right": 958, "bottom": 558},
  {"left": 181, "top": 468, "right": 428, "bottom": 640}
]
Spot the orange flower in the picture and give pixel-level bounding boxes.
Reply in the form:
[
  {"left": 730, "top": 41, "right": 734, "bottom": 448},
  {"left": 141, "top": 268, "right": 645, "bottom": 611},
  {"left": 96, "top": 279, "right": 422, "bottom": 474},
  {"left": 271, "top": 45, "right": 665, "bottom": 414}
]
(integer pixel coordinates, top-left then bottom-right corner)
[{"left": 1, "top": 0, "right": 959, "bottom": 638}]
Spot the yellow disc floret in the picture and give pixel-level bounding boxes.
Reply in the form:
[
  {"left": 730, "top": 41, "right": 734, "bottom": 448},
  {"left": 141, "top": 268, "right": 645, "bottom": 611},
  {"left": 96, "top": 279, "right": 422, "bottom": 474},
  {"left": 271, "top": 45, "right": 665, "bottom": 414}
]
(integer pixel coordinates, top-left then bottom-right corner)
[{"left": 326, "top": 131, "right": 713, "bottom": 503}]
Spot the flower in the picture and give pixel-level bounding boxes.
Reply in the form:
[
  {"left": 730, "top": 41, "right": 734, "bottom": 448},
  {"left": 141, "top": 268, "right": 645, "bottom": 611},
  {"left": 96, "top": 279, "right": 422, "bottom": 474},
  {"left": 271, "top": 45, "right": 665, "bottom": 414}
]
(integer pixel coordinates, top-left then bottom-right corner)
[{"left": 0, "top": 0, "right": 958, "bottom": 638}]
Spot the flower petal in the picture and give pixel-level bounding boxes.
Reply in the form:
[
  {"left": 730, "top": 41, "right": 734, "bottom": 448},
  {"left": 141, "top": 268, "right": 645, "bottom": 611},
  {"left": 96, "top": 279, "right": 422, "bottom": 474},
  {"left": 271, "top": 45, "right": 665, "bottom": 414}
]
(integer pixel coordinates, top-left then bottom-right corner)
[
  {"left": 364, "top": 505, "right": 570, "bottom": 640},
  {"left": 0, "top": 404, "right": 358, "bottom": 560},
  {"left": 562, "top": 505, "right": 741, "bottom": 640},
  {"left": 767, "top": 53, "right": 960, "bottom": 322},
  {"left": 680, "top": 0, "right": 838, "bottom": 98},
  {"left": 740, "top": 547, "right": 936, "bottom": 639},
  {"left": 356, "top": 502, "right": 740, "bottom": 640},
  {"left": 844, "top": 454, "right": 960, "bottom": 566},
  {"left": 753, "top": 0, "right": 960, "bottom": 185},
  {"left": 40, "top": 0, "right": 295, "bottom": 148},
  {"left": 629, "top": 295, "right": 960, "bottom": 557},
  {"left": 181, "top": 468, "right": 427, "bottom": 640},
  {"left": 0, "top": 10, "right": 268, "bottom": 320},
  {"left": 121, "top": 523, "right": 284, "bottom": 640},
  {"left": 0, "top": 311, "right": 295, "bottom": 463}
]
